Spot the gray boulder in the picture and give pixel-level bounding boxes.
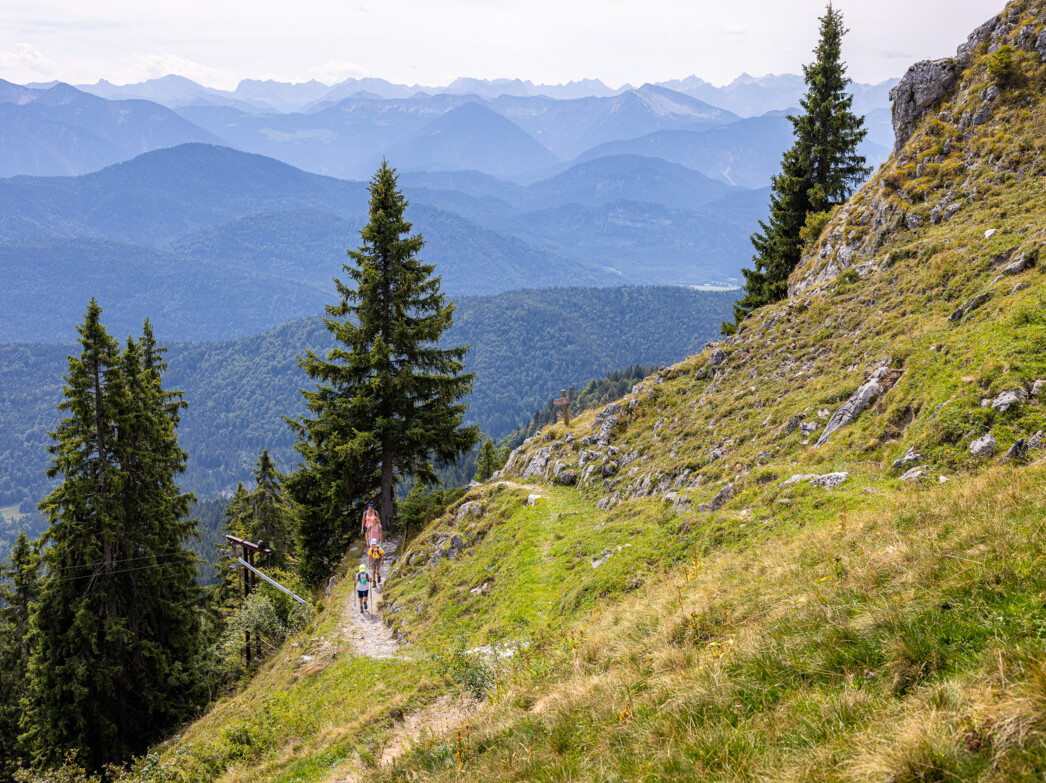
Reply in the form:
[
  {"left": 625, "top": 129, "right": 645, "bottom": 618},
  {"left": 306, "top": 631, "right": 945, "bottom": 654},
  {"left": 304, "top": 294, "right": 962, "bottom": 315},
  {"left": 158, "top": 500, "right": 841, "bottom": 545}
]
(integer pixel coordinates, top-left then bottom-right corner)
[
  {"left": 780, "top": 472, "right": 849, "bottom": 489},
  {"left": 900, "top": 466, "right": 931, "bottom": 482},
  {"left": 1030, "top": 431, "right": 1044, "bottom": 450},
  {"left": 1001, "top": 252, "right": 1035, "bottom": 276},
  {"left": 949, "top": 291, "right": 992, "bottom": 322},
  {"left": 970, "top": 433, "right": 996, "bottom": 457},
  {"left": 555, "top": 469, "right": 578, "bottom": 486},
  {"left": 775, "top": 413, "right": 806, "bottom": 440},
  {"left": 892, "top": 446, "right": 923, "bottom": 470},
  {"left": 710, "top": 483, "right": 733, "bottom": 511},
  {"left": 708, "top": 348, "right": 728, "bottom": 366},
  {"left": 890, "top": 58, "right": 960, "bottom": 154},
  {"left": 991, "top": 391, "right": 1022, "bottom": 413},
  {"left": 1003, "top": 438, "right": 1029, "bottom": 463},
  {"left": 811, "top": 473, "right": 850, "bottom": 489},
  {"left": 816, "top": 367, "right": 893, "bottom": 448}
]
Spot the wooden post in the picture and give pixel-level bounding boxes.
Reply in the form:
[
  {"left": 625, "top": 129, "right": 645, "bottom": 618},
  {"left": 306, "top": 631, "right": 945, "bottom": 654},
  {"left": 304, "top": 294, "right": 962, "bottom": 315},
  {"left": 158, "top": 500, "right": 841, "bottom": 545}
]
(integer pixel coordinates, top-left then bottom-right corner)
[
  {"left": 242, "top": 541, "right": 251, "bottom": 666},
  {"left": 553, "top": 390, "right": 571, "bottom": 426},
  {"left": 226, "top": 535, "right": 271, "bottom": 667}
]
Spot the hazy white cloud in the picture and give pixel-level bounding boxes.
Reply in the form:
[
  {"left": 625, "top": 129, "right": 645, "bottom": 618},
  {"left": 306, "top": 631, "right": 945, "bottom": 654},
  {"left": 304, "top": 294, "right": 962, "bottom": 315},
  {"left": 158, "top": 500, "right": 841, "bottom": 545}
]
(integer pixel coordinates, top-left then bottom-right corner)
[
  {"left": 0, "top": 42, "right": 59, "bottom": 81},
  {"left": 0, "top": 0, "right": 1007, "bottom": 89}
]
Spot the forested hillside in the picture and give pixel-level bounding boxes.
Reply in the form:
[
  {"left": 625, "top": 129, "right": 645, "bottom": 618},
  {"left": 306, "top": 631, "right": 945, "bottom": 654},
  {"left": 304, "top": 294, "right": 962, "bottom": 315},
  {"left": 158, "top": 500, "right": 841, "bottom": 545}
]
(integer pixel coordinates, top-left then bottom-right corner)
[{"left": 0, "top": 286, "right": 734, "bottom": 514}]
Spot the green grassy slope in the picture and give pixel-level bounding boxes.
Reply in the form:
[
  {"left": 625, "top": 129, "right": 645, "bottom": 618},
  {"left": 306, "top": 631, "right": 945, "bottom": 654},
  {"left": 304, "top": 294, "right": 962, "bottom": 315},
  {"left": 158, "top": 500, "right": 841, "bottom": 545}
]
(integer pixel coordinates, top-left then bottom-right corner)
[{"left": 121, "top": 3, "right": 1046, "bottom": 781}]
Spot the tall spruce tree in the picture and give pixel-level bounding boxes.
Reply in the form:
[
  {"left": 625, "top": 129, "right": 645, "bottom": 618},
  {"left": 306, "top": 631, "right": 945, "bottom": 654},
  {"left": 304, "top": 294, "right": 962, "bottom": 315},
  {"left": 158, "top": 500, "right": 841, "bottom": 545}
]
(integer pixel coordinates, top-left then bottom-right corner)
[
  {"left": 22, "top": 302, "right": 202, "bottom": 771},
  {"left": 0, "top": 531, "right": 41, "bottom": 781},
  {"left": 289, "top": 161, "right": 479, "bottom": 583},
  {"left": 247, "top": 450, "right": 293, "bottom": 567},
  {"left": 727, "top": 3, "right": 869, "bottom": 330}
]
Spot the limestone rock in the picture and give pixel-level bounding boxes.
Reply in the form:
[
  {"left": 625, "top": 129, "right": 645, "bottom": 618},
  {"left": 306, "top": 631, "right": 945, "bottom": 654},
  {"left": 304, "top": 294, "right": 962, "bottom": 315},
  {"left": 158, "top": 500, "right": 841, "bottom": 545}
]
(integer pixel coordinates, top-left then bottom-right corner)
[
  {"left": 892, "top": 446, "right": 923, "bottom": 470},
  {"left": 710, "top": 483, "right": 733, "bottom": 511},
  {"left": 708, "top": 348, "right": 728, "bottom": 366},
  {"left": 449, "top": 534, "right": 464, "bottom": 552},
  {"left": 780, "top": 472, "right": 849, "bottom": 489},
  {"left": 890, "top": 58, "right": 960, "bottom": 154},
  {"left": 1003, "top": 438, "right": 1029, "bottom": 463},
  {"left": 900, "top": 465, "right": 931, "bottom": 482},
  {"left": 1001, "top": 252, "right": 1035, "bottom": 276},
  {"left": 948, "top": 291, "right": 992, "bottom": 322},
  {"left": 526, "top": 494, "right": 544, "bottom": 506},
  {"left": 970, "top": 433, "right": 996, "bottom": 457},
  {"left": 815, "top": 367, "right": 896, "bottom": 448},
  {"left": 522, "top": 444, "right": 559, "bottom": 479},
  {"left": 775, "top": 413, "right": 807, "bottom": 440},
  {"left": 1029, "top": 431, "right": 1044, "bottom": 449},
  {"left": 810, "top": 472, "right": 850, "bottom": 489},
  {"left": 456, "top": 501, "right": 484, "bottom": 521},
  {"left": 991, "top": 390, "right": 1022, "bottom": 412},
  {"left": 555, "top": 469, "right": 578, "bottom": 486},
  {"left": 957, "top": 16, "right": 1001, "bottom": 65}
]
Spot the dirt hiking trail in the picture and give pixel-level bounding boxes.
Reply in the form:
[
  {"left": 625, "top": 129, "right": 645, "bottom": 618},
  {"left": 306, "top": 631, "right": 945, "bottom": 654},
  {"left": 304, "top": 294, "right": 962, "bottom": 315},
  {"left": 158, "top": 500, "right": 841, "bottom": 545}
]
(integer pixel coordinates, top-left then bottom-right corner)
[{"left": 341, "top": 535, "right": 401, "bottom": 659}]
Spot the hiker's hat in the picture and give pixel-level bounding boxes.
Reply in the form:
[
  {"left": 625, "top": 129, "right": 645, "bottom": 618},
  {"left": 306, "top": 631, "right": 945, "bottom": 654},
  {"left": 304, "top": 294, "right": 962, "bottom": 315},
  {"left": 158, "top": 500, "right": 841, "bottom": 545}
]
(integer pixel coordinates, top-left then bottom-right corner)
[
  {"left": 370, "top": 538, "right": 378, "bottom": 545},
  {"left": 358, "top": 564, "right": 367, "bottom": 572}
]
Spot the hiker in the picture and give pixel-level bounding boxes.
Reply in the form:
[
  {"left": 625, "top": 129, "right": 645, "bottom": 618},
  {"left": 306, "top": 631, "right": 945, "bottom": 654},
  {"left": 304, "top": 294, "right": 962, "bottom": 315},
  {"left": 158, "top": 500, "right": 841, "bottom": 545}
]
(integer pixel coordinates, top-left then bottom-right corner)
[
  {"left": 362, "top": 504, "right": 383, "bottom": 545},
  {"left": 356, "top": 564, "right": 371, "bottom": 614},
  {"left": 368, "top": 538, "right": 385, "bottom": 588}
]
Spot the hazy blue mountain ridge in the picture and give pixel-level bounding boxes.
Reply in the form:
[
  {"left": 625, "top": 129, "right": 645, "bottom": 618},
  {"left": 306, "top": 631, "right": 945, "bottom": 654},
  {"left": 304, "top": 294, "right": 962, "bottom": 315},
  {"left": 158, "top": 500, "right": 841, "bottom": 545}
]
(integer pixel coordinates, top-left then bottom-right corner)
[{"left": 0, "top": 80, "right": 222, "bottom": 177}]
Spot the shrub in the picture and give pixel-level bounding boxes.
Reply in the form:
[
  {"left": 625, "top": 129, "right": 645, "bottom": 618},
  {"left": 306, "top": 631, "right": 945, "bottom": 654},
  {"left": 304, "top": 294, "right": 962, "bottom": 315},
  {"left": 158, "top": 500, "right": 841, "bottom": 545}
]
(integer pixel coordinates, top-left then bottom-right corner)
[
  {"left": 988, "top": 45, "right": 1018, "bottom": 87},
  {"left": 800, "top": 210, "right": 834, "bottom": 248}
]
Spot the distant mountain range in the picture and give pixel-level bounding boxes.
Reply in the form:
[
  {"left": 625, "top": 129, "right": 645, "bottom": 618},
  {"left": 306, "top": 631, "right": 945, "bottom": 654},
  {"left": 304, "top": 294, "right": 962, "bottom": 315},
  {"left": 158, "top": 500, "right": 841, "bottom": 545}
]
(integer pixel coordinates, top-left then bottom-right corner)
[
  {"left": 66, "top": 72, "right": 896, "bottom": 118},
  {"left": 3, "top": 76, "right": 894, "bottom": 186},
  {"left": 0, "top": 79, "right": 220, "bottom": 176},
  {"left": 0, "top": 144, "right": 765, "bottom": 344},
  {"left": 0, "top": 68, "right": 898, "bottom": 344}
]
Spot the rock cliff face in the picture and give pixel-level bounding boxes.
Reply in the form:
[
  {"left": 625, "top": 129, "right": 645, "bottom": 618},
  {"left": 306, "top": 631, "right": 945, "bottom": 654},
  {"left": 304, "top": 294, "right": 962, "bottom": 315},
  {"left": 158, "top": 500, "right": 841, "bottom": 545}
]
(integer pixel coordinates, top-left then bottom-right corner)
[
  {"left": 890, "top": 59, "right": 961, "bottom": 155},
  {"left": 789, "top": 1, "right": 1046, "bottom": 299}
]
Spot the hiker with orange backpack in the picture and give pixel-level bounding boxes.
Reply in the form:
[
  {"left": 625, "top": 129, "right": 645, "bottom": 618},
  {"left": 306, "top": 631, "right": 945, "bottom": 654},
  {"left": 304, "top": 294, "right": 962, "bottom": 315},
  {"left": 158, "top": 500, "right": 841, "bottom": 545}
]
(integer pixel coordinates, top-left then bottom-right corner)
[{"left": 368, "top": 538, "right": 385, "bottom": 589}]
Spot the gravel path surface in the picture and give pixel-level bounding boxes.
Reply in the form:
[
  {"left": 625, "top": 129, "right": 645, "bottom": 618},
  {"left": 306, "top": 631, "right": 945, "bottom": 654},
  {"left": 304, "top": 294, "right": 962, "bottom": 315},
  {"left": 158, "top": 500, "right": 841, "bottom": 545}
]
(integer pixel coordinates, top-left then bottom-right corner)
[{"left": 341, "top": 536, "right": 401, "bottom": 659}]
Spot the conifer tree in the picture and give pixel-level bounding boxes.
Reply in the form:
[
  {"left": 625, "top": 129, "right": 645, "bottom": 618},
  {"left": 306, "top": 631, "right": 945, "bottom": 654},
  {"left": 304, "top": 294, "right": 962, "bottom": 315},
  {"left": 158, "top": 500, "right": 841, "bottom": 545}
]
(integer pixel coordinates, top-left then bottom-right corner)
[
  {"left": 247, "top": 450, "right": 293, "bottom": 567},
  {"left": 0, "top": 530, "right": 41, "bottom": 781},
  {"left": 289, "top": 162, "right": 478, "bottom": 582},
  {"left": 474, "top": 438, "right": 497, "bottom": 482},
  {"left": 23, "top": 302, "right": 202, "bottom": 771},
  {"left": 727, "top": 3, "right": 869, "bottom": 330}
]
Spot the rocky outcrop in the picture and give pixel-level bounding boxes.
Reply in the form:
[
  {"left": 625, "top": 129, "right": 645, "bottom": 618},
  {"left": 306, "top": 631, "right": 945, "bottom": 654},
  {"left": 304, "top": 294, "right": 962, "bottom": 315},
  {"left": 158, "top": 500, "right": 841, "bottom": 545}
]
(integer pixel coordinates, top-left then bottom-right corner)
[
  {"left": 780, "top": 472, "right": 850, "bottom": 489},
  {"left": 949, "top": 292, "right": 992, "bottom": 322},
  {"left": 890, "top": 58, "right": 961, "bottom": 154},
  {"left": 815, "top": 366, "right": 901, "bottom": 448},
  {"left": 970, "top": 433, "right": 996, "bottom": 457}
]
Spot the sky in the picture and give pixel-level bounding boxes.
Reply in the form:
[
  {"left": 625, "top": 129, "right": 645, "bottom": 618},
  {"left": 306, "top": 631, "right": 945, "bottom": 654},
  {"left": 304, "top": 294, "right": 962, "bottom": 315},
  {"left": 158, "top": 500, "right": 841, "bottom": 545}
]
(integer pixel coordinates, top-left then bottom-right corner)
[{"left": 0, "top": 0, "right": 1007, "bottom": 90}]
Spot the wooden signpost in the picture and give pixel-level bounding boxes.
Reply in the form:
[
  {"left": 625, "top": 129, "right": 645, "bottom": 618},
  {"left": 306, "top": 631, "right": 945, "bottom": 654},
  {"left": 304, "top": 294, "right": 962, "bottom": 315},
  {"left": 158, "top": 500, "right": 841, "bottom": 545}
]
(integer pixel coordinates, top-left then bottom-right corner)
[
  {"left": 226, "top": 534, "right": 271, "bottom": 665},
  {"left": 553, "top": 389, "right": 571, "bottom": 426}
]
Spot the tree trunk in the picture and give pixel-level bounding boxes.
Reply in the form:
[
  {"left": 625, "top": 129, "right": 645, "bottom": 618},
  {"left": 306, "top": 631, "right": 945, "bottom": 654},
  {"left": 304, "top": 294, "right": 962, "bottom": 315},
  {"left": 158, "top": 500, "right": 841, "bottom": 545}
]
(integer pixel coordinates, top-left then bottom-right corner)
[{"left": 380, "top": 437, "right": 394, "bottom": 530}]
